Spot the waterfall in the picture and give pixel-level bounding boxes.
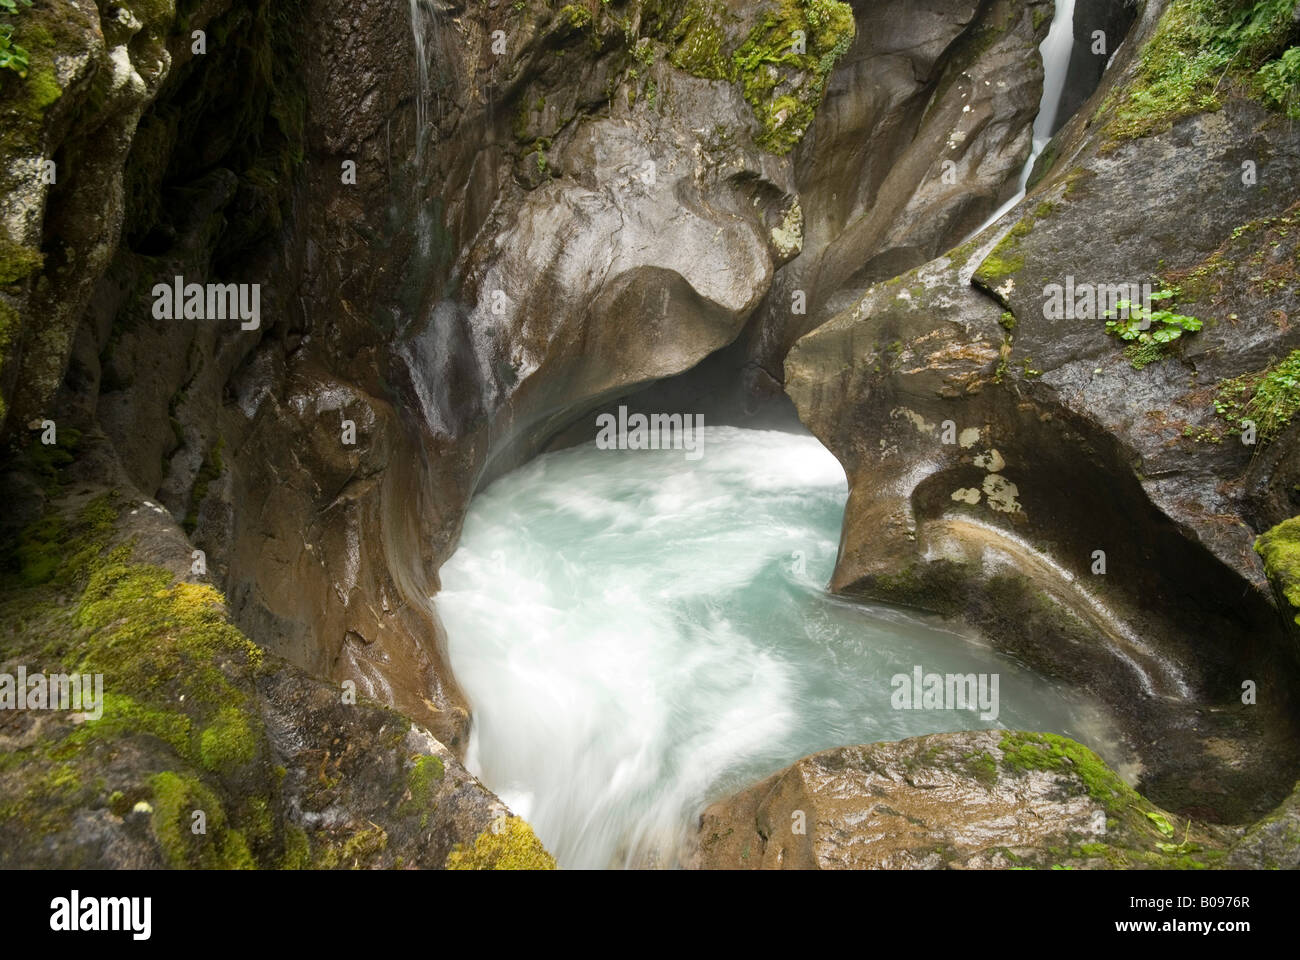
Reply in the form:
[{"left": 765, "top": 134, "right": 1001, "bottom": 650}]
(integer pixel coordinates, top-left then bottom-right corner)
[
  {"left": 407, "top": 0, "right": 443, "bottom": 258},
  {"left": 964, "top": 0, "right": 1079, "bottom": 241},
  {"left": 408, "top": 0, "right": 434, "bottom": 166}
]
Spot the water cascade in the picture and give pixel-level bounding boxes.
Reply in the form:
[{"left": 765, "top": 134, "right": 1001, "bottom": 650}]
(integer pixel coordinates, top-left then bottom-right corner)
[
  {"left": 965, "top": 0, "right": 1080, "bottom": 241},
  {"left": 439, "top": 427, "right": 1129, "bottom": 868}
]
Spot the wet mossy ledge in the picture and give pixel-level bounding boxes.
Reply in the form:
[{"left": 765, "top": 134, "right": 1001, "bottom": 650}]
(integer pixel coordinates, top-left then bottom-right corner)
[
  {"left": 995, "top": 733, "right": 1228, "bottom": 870},
  {"left": 1097, "top": 0, "right": 1300, "bottom": 143},
  {"left": 1256, "top": 516, "right": 1300, "bottom": 627},
  {"left": 0, "top": 437, "right": 555, "bottom": 869}
]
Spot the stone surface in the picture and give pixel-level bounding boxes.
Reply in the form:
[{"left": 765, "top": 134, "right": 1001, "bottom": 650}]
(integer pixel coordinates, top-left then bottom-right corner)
[
  {"left": 784, "top": 2, "right": 1300, "bottom": 824},
  {"left": 692, "top": 730, "right": 1234, "bottom": 870}
]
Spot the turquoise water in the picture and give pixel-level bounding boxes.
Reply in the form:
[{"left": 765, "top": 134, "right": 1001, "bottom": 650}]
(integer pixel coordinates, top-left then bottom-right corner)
[{"left": 438, "top": 426, "right": 1125, "bottom": 868}]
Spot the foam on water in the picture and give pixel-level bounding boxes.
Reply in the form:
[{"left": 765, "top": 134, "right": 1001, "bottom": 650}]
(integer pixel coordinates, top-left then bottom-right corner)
[{"left": 439, "top": 426, "right": 1128, "bottom": 868}]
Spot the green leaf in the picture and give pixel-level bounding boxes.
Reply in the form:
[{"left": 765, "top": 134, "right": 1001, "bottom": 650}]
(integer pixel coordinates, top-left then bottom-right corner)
[{"left": 1147, "top": 811, "right": 1176, "bottom": 836}]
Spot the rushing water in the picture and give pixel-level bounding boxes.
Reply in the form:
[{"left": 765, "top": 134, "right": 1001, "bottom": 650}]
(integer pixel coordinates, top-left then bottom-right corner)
[
  {"left": 965, "top": 0, "right": 1079, "bottom": 240},
  {"left": 438, "top": 426, "right": 1128, "bottom": 868}
]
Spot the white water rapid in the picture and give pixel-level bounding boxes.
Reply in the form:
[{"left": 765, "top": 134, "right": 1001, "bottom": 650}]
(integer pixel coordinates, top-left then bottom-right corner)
[{"left": 439, "top": 426, "right": 1127, "bottom": 868}]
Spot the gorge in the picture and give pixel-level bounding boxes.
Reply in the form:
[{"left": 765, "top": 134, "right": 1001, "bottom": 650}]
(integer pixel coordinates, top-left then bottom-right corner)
[{"left": 1, "top": 0, "right": 1299, "bottom": 872}]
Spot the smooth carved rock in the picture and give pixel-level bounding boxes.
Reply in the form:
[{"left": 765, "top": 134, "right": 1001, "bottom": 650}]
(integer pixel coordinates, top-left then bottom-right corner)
[{"left": 692, "top": 731, "right": 1219, "bottom": 870}]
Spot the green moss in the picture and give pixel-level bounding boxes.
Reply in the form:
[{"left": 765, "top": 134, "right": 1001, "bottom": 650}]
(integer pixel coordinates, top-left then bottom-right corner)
[
  {"left": 282, "top": 824, "right": 310, "bottom": 868},
  {"left": 0, "top": 479, "right": 294, "bottom": 869},
  {"left": 13, "top": 484, "right": 109, "bottom": 587},
  {"left": 199, "top": 706, "right": 257, "bottom": 772},
  {"left": 401, "top": 754, "right": 445, "bottom": 828},
  {"left": 445, "top": 816, "right": 558, "bottom": 870},
  {"left": 23, "top": 64, "right": 58, "bottom": 110},
  {"left": 1255, "top": 515, "right": 1300, "bottom": 625},
  {"left": 0, "top": 758, "right": 87, "bottom": 837},
  {"left": 68, "top": 692, "right": 193, "bottom": 758},
  {"left": 661, "top": 0, "right": 857, "bottom": 153},
  {"left": 998, "top": 731, "right": 1139, "bottom": 814},
  {"left": 148, "top": 771, "right": 254, "bottom": 869},
  {"left": 0, "top": 235, "right": 42, "bottom": 285},
  {"left": 730, "top": 0, "right": 855, "bottom": 154},
  {"left": 668, "top": 0, "right": 733, "bottom": 79},
  {"left": 315, "top": 825, "right": 387, "bottom": 869},
  {"left": 410, "top": 753, "right": 444, "bottom": 790},
  {"left": 558, "top": 3, "right": 590, "bottom": 28},
  {"left": 1106, "top": 0, "right": 1300, "bottom": 141},
  {"left": 974, "top": 220, "right": 1031, "bottom": 283},
  {"left": 962, "top": 750, "right": 998, "bottom": 787}
]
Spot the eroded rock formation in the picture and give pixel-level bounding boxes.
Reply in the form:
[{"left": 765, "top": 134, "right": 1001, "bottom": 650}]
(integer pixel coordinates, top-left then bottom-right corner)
[{"left": 2, "top": 0, "right": 1299, "bottom": 869}]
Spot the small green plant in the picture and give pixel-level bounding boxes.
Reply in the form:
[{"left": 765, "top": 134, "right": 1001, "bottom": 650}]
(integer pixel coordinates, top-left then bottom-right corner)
[
  {"left": 1104, "top": 288, "right": 1202, "bottom": 368},
  {"left": 0, "top": 0, "right": 34, "bottom": 79},
  {"left": 1146, "top": 810, "right": 1176, "bottom": 836},
  {"left": 1156, "top": 818, "right": 1198, "bottom": 855},
  {"left": 1215, "top": 348, "right": 1300, "bottom": 445},
  {"left": 1258, "top": 45, "right": 1300, "bottom": 116},
  {"left": 559, "top": 3, "right": 590, "bottom": 29}
]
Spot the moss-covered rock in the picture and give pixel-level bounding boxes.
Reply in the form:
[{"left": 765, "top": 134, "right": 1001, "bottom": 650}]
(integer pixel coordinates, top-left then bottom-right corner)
[
  {"left": 692, "top": 730, "right": 1232, "bottom": 870},
  {"left": 1256, "top": 515, "right": 1300, "bottom": 626},
  {"left": 0, "top": 440, "right": 536, "bottom": 869},
  {"left": 1103, "top": 0, "right": 1300, "bottom": 142},
  {"left": 445, "top": 816, "right": 558, "bottom": 870}
]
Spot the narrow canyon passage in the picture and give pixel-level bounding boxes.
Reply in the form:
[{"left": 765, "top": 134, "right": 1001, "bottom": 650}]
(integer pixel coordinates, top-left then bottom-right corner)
[{"left": 439, "top": 426, "right": 1133, "bottom": 868}]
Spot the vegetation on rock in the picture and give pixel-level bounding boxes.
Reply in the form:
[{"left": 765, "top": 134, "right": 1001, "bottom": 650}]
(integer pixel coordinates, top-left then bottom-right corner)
[
  {"left": 1215, "top": 349, "right": 1300, "bottom": 444},
  {"left": 1255, "top": 516, "right": 1300, "bottom": 626},
  {"left": 0, "top": 0, "right": 32, "bottom": 80},
  {"left": 1107, "top": 0, "right": 1300, "bottom": 140},
  {"left": 1103, "top": 287, "right": 1202, "bottom": 369},
  {"left": 666, "top": 0, "right": 855, "bottom": 154},
  {"left": 445, "top": 816, "right": 557, "bottom": 870}
]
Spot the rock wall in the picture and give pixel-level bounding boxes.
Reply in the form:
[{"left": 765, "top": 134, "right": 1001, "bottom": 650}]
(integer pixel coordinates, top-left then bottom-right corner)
[{"left": 785, "top": 0, "right": 1300, "bottom": 824}]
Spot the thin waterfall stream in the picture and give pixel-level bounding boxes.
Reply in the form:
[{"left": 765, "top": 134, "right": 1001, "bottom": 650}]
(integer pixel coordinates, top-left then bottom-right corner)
[
  {"left": 964, "top": 0, "right": 1079, "bottom": 241},
  {"left": 438, "top": 426, "right": 1133, "bottom": 868}
]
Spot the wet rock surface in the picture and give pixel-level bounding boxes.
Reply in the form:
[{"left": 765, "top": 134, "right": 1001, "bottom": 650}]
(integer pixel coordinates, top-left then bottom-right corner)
[
  {"left": 783, "top": 2, "right": 1300, "bottom": 826},
  {"left": 692, "top": 730, "right": 1239, "bottom": 869},
  {"left": 0, "top": 440, "right": 515, "bottom": 869}
]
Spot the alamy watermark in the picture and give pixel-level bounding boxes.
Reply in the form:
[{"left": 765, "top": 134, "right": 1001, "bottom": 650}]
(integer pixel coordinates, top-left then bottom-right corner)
[
  {"left": 595, "top": 405, "right": 705, "bottom": 460},
  {"left": 1042, "top": 277, "right": 1155, "bottom": 322},
  {"left": 50, "top": 891, "right": 150, "bottom": 940},
  {"left": 891, "top": 665, "right": 1000, "bottom": 722},
  {"left": 152, "top": 275, "right": 260, "bottom": 330},
  {"left": 0, "top": 667, "right": 103, "bottom": 721}
]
